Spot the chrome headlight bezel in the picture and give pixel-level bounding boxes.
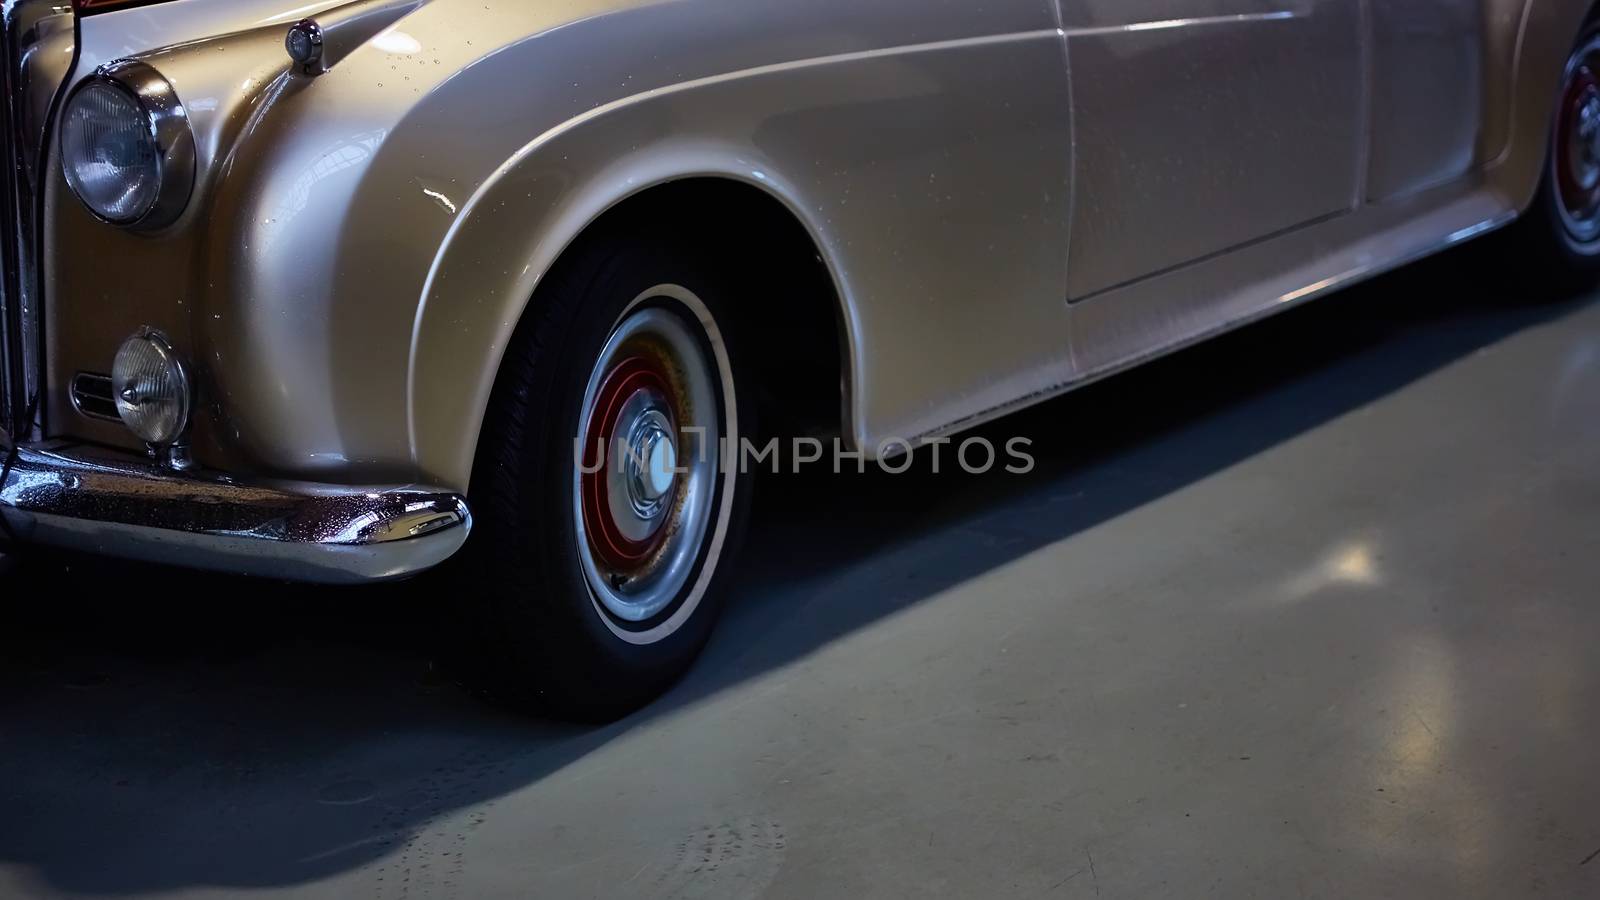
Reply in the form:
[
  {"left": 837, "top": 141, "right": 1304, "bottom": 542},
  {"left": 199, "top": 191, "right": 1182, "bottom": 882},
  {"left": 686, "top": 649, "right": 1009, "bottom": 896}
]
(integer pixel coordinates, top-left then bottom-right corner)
[{"left": 59, "top": 59, "right": 195, "bottom": 231}]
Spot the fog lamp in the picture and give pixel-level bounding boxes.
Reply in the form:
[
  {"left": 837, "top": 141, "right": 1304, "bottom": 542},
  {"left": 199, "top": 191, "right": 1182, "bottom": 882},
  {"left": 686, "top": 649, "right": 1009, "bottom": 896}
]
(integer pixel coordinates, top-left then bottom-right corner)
[
  {"left": 113, "top": 329, "right": 192, "bottom": 447},
  {"left": 59, "top": 60, "right": 194, "bottom": 229}
]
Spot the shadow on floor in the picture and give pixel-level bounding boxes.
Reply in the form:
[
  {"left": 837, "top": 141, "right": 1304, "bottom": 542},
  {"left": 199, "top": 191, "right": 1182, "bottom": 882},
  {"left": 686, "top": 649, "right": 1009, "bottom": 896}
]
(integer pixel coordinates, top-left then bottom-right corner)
[{"left": 0, "top": 246, "right": 1591, "bottom": 894}]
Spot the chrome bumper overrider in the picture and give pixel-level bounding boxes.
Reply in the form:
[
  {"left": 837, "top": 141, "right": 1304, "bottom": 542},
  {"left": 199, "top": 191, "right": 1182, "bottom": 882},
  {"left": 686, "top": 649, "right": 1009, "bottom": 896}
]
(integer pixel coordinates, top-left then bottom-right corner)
[{"left": 0, "top": 443, "right": 471, "bottom": 583}]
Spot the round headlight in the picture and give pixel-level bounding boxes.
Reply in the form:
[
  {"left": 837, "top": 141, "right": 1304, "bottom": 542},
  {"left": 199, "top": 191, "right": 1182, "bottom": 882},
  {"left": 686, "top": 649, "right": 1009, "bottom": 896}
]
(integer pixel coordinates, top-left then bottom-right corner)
[
  {"left": 113, "top": 329, "right": 193, "bottom": 446},
  {"left": 59, "top": 60, "right": 194, "bottom": 229}
]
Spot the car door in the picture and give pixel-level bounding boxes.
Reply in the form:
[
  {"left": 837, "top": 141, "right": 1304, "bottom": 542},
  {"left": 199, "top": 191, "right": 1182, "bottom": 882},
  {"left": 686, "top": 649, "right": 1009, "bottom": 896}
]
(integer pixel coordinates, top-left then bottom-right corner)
[
  {"left": 1364, "top": 0, "right": 1486, "bottom": 201},
  {"left": 1059, "top": 0, "right": 1365, "bottom": 300}
]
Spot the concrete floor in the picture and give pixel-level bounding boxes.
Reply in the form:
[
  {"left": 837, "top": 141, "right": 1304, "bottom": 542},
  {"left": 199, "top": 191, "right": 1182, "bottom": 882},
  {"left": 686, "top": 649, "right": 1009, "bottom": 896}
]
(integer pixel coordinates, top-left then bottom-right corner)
[{"left": 3, "top": 250, "right": 1599, "bottom": 899}]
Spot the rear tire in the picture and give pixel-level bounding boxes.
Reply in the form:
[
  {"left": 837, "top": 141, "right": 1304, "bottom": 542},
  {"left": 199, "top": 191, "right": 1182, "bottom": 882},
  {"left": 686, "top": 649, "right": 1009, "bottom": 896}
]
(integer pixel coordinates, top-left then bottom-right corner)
[
  {"left": 460, "top": 232, "right": 754, "bottom": 721},
  {"left": 1497, "top": 26, "right": 1600, "bottom": 292}
]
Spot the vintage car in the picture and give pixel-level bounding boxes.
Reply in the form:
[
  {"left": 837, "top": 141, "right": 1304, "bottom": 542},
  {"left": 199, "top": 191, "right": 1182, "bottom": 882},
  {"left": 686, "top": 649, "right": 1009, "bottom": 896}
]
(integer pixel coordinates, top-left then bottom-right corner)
[{"left": 2, "top": 0, "right": 1598, "bottom": 716}]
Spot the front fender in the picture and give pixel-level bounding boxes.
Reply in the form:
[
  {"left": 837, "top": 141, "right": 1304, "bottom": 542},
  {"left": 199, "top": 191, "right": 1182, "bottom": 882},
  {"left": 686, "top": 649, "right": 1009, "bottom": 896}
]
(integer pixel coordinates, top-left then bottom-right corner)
[{"left": 407, "top": 137, "right": 850, "bottom": 491}]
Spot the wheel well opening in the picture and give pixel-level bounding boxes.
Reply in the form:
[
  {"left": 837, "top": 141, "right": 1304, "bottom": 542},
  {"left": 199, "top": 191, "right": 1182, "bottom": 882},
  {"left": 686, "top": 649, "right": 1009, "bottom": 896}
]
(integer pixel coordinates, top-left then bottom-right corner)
[{"left": 568, "top": 178, "right": 848, "bottom": 445}]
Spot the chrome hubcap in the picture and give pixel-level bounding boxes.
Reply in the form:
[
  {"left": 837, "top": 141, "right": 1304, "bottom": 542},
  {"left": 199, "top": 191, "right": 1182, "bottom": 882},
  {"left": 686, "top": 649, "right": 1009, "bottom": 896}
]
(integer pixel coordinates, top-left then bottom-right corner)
[
  {"left": 573, "top": 291, "right": 734, "bottom": 632},
  {"left": 624, "top": 408, "right": 677, "bottom": 517},
  {"left": 1573, "top": 94, "right": 1600, "bottom": 190},
  {"left": 594, "top": 383, "right": 676, "bottom": 549}
]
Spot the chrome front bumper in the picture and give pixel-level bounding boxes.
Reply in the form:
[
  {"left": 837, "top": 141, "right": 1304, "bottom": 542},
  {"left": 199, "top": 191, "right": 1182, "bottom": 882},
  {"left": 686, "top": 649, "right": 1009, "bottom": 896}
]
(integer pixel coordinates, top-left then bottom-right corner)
[{"left": 0, "top": 442, "right": 471, "bottom": 584}]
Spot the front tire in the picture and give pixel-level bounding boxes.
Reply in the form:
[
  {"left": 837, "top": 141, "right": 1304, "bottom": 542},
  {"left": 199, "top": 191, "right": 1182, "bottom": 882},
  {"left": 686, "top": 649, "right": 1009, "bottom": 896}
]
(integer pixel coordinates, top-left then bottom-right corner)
[{"left": 461, "top": 233, "right": 753, "bottom": 721}]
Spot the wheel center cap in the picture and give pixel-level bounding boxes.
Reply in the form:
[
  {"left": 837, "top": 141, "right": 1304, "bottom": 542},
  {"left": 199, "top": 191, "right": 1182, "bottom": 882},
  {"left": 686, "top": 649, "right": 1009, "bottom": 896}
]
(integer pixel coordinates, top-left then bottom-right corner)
[
  {"left": 626, "top": 410, "right": 677, "bottom": 514},
  {"left": 644, "top": 433, "right": 677, "bottom": 499}
]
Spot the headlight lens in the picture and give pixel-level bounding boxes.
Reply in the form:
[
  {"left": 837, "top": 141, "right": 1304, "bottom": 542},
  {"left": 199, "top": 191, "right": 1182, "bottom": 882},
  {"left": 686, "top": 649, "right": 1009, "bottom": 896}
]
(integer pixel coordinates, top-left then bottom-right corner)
[
  {"left": 59, "top": 60, "right": 194, "bottom": 230},
  {"left": 113, "top": 329, "right": 192, "bottom": 446},
  {"left": 60, "top": 81, "right": 160, "bottom": 224}
]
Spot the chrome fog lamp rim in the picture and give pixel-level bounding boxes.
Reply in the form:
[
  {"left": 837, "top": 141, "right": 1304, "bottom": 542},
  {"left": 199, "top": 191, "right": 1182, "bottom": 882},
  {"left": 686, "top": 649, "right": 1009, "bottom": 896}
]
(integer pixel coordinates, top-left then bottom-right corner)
[
  {"left": 112, "top": 328, "right": 193, "bottom": 448},
  {"left": 60, "top": 59, "right": 195, "bottom": 230}
]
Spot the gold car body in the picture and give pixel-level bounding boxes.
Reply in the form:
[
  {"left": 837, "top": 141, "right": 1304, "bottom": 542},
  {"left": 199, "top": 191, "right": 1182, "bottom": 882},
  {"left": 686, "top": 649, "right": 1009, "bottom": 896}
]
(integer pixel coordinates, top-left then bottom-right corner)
[{"left": 1, "top": 0, "right": 1591, "bottom": 580}]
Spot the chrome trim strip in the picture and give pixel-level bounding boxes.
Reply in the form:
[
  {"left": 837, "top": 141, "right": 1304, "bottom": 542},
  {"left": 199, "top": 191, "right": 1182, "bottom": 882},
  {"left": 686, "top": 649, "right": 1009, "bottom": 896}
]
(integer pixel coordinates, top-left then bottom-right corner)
[
  {"left": 1, "top": 0, "right": 76, "bottom": 441},
  {"left": 0, "top": 443, "right": 472, "bottom": 583},
  {"left": 1060, "top": 12, "right": 1299, "bottom": 40},
  {"left": 0, "top": 4, "right": 24, "bottom": 438}
]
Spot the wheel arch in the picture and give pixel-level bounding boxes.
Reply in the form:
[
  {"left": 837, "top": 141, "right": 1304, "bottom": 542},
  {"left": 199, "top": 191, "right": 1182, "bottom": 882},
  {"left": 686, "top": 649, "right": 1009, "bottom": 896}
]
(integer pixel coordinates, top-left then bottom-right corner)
[{"left": 408, "top": 145, "right": 858, "bottom": 492}]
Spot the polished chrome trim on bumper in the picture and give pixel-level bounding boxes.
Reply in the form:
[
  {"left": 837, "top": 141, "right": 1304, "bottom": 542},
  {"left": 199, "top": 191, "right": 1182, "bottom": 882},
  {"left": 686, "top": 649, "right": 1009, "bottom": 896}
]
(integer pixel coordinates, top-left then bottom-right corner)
[{"left": 0, "top": 443, "right": 471, "bottom": 583}]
